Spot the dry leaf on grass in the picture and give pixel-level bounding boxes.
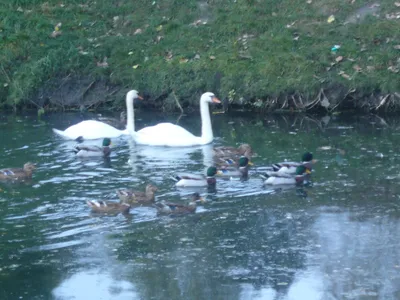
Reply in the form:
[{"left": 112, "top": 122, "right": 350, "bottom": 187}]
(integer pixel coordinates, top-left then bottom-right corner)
[
  {"left": 335, "top": 56, "right": 343, "bottom": 63},
  {"left": 338, "top": 71, "right": 351, "bottom": 80},
  {"left": 97, "top": 57, "right": 108, "bottom": 68}
]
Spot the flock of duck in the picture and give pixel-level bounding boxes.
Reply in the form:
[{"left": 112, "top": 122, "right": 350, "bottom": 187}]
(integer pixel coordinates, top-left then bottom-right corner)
[{"left": 0, "top": 90, "right": 316, "bottom": 216}]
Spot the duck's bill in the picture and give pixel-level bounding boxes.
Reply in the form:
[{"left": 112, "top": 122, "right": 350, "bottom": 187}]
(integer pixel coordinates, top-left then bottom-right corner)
[
  {"left": 216, "top": 170, "right": 224, "bottom": 175},
  {"left": 305, "top": 169, "right": 312, "bottom": 174},
  {"left": 311, "top": 159, "right": 318, "bottom": 164},
  {"left": 248, "top": 161, "right": 254, "bottom": 166},
  {"left": 212, "top": 97, "right": 221, "bottom": 104},
  {"left": 198, "top": 197, "right": 206, "bottom": 203}
]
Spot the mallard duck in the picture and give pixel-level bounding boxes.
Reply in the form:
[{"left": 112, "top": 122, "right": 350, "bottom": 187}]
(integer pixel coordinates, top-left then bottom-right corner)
[
  {"left": 265, "top": 152, "right": 316, "bottom": 176},
  {"left": 95, "top": 111, "right": 127, "bottom": 130},
  {"left": 217, "top": 156, "right": 252, "bottom": 178},
  {"left": 263, "top": 165, "right": 311, "bottom": 185},
  {"left": 73, "top": 138, "right": 112, "bottom": 157},
  {"left": 172, "top": 166, "right": 222, "bottom": 187},
  {"left": 117, "top": 184, "right": 158, "bottom": 205},
  {"left": 0, "top": 162, "right": 36, "bottom": 180},
  {"left": 213, "top": 143, "right": 253, "bottom": 159},
  {"left": 86, "top": 200, "right": 130, "bottom": 214},
  {"left": 154, "top": 192, "right": 206, "bottom": 216}
]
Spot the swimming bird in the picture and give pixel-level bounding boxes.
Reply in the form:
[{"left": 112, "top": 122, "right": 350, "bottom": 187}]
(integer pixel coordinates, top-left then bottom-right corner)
[
  {"left": 154, "top": 193, "right": 206, "bottom": 216},
  {"left": 116, "top": 184, "right": 158, "bottom": 205},
  {"left": 213, "top": 143, "right": 253, "bottom": 159},
  {"left": 265, "top": 152, "right": 316, "bottom": 176},
  {"left": 217, "top": 156, "right": 253, "bottom": 178},
  {"left": 263, "top": 165, "right": 312, "bottom": 185},
  {"left": 0, "top": 162, "right": 36, "bottom": 180},
  {"left": 86, "top": 200, "right": 131, "bottom": 214},
  {"left": 172, "top": 166, "right": 222, "bottom": 187},
  {"left": 130, "top": 92, "right": 221, "bottom": 146},
  {"left": 52, "top": 90, "right": 143, "bottom": 140},
  {"left": 73, "top": 138, "right": 112, "bottom": 157}
]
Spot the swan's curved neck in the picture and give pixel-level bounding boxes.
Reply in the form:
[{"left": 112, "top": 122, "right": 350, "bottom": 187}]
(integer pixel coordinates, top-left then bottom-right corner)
[
  {"left": 126, "top": 94, "right": 135, "bottom": 134},
  {"left": 200, "top": 99, "right": 213, "bottom": 144}
]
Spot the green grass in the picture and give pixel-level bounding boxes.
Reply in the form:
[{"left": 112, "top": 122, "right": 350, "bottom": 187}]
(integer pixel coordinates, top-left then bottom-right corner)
[{"left": 0, "top": 0, "right": 399, "bottom": 111}]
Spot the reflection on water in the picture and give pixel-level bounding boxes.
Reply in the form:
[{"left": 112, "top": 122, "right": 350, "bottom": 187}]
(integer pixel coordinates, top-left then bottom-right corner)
[{"left": 1, "top": 111, "right": 400, "bottom": 299}]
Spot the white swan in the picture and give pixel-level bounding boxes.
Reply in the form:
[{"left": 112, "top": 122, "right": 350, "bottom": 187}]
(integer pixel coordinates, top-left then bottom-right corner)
[
  {"left": 130, "top": 92, "right": 220, "bottom": 147},
  {"left": 52, "top": 90, "right": 142, "bottom": 140}
]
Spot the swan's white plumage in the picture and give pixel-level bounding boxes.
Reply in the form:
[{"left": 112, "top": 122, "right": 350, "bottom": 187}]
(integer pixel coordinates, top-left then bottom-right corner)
[
  {"left": 52, "top": 90, "right": 141, "bottom": 140},
  {"left": 53, "top": 120, "right": 128, "bottom": 140},
  {"left": 130, "top": 92, "right": 220, "bottom": 147}
]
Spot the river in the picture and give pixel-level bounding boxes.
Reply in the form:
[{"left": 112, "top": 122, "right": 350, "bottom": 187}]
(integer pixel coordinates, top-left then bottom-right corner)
[{"left": 1, "top": 110, "right": 400, "bottom": 300}]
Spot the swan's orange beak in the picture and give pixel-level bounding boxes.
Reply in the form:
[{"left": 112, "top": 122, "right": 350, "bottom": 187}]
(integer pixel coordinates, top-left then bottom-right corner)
[
  {"left": 137, "top": 95, "right": 144, "bottom": 100},
  {"left": 212, "top": 96, "right": 221, "bottom": 104}
]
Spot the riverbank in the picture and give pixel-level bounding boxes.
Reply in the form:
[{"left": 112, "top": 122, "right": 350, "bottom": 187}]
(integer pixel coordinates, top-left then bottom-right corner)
[{"left": 1, "top": 0, "right": 399, "bottom": 112}]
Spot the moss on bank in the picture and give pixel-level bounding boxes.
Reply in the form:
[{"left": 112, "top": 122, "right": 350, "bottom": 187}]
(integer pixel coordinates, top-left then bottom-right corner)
[{"left": 0, "top": 0, "right": 399, "bottom": 112}]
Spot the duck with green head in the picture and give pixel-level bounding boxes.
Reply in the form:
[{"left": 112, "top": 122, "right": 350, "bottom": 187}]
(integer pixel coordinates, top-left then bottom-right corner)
[
  {"left": 264, "top": 152, "right": 316, "bottom": 176},
  {"left": 173, "top": 166, "right": 222, "bottom": 187},
  {"left": 0, "top": 162, "right": 36, "bottom": 181},
  {"left": 264, "top": 164, "right": 312, "bottom": 185},
  {"left": 217, "top": 156, "right": 253, "bottom": 178},
  {"left": 154, "top": 192, "right": 206, "bottom": 216},
  {"left": 74, "top": 138, "right": 112, "bottom": 157}
]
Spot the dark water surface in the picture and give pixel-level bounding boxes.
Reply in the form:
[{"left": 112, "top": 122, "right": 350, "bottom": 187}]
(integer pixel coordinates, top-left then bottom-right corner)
[{"left": 1, "top": 111, "right": 400, "bottom": 300}]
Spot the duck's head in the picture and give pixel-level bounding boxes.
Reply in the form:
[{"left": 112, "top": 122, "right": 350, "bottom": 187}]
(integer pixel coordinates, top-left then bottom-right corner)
[
  {"left": 146, "top": 184, "right": 158, "bottom": 193},
  {"left": 201, "top": 92, "right": 221, "bottom": 104},
  {"left": 206, "top": 166, "right": 223, "bottom": 177},
  {"left": 302, "top": 152, "right": 313, "bottom": 162},
  {"left": 23, "top": 162, "right": 36, "bottom": 172},
  {"left": 191, "top": 192, "right": 206, "bottom": 204},
  {"left": 238, "top": 156, "right": 253, "bottom": 167},
  {"left": 127, "top": 90, "right": 144, "bottom": 102},
  {"left": 102, "top": 138, "right": 112, "bottom": 147},
  {"left": 296, "top": 165, "right": 312, "bottom": 175}
]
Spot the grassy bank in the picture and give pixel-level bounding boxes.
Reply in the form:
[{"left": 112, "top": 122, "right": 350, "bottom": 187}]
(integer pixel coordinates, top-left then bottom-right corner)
[{"left": 1, "top": 0, "right": 399, "bottom": 112}]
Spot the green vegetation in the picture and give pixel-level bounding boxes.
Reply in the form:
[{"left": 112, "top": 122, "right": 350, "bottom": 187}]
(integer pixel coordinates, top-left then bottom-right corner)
[{"left": 0, "top": 0, "right": 399, "bottom": 111}]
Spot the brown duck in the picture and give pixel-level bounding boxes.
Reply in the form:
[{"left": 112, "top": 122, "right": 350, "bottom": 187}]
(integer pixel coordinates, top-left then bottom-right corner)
[
  {"left": 0, "top": 162, "right": 36, "bottom": 180},
  {"left": 154, "top": 193, "right": 205, "bottom": 216},
  {"left": 213, "top": 143, "right": 254, "bottom": 159},
  {"left": 86, "top": 200, "right": 130, "bottom": 214},
  {"left": 116, "top": 184, "right": 158, "bottom": 205}
]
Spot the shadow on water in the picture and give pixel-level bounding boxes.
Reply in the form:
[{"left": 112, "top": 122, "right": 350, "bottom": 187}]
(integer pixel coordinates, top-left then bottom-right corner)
[{"left": 1, "top": 111, "right": 400, "bottom": 299}]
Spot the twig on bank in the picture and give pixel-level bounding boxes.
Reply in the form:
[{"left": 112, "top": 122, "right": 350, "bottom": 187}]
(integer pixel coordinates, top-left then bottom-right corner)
[{"left": 172, "top": 91, "right": 184, "bottom": 113}]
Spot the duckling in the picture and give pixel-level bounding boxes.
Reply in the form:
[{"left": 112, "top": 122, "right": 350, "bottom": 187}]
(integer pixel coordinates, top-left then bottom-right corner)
[
  {"left": 263, "top": 165, "right": 311, "bottom": 185},
  {"left": 154, "top": 193, "right": 206, "bottom": 216},
  {"left": 265, "top": 152, "right": 316, "bottom": 176},
  {"left": 87, "top": 200, "right": 130, "bottom": 214},
  {"left": 74, "top": 138, "right": 112, "bottom": 157},
  {"left": 117, "top": 184, "right": 158, "bottom": 205},
  {"left": 0, "top": 162, "right": 36, "bottom": 180},
  {"left": 217, "top": 156, "right": 252, "bottom": 178},
  {"left": 172, "top": 166, "right": 222, "bottom": 187},
  {"left": 213, "top": 143, "right": 253, "bottom": 159}
]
